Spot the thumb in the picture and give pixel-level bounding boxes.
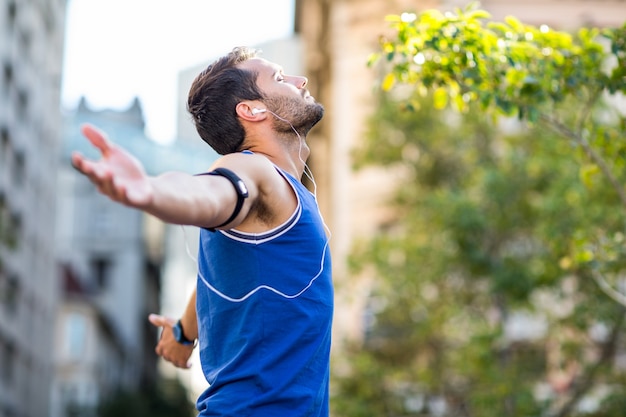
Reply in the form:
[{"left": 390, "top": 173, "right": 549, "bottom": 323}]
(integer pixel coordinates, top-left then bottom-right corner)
[{"left": 148, "top": 314, "right": 175, "bottom": 328}]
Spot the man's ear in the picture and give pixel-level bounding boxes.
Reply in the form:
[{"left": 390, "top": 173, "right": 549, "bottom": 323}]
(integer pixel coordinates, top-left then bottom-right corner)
[{"left": 236, "top": 102, "right": 266, "bottom": 121}]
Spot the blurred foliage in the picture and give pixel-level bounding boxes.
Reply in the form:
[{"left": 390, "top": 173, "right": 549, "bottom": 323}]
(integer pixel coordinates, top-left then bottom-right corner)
[
  {"left": 334, "top": 5, "right": 626, "bottom": 411},
  {"left": 369, "top": 2, "right": 626, "bottom": 212},
  {"left": 333, "top": 83, "right": 626, "bottom": 415},
  {"left": 97, "top": 378, "right": 195, "bottom": 417},
  {"left": 369, "top": 2, "right": 626, "bottom": 112}
]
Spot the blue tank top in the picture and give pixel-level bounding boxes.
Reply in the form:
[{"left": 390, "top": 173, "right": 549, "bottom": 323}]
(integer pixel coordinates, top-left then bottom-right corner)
[{"left": 195, "top": 165, "right": 333, "bottom": 417}]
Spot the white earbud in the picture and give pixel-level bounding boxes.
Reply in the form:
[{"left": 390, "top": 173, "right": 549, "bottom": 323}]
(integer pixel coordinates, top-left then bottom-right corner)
[{"left": 252, "top": 108, "right": 267, "bottom": 115}]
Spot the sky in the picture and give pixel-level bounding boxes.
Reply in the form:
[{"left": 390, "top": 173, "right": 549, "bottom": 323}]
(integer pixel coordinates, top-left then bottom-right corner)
[{"left": 61, "top": 0, "right": 295, "bottom": 144}]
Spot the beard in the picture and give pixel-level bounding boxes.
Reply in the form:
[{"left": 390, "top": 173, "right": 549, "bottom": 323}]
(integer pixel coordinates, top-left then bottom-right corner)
[{"left": 264, "top": 95, "right": 325, "bottom": 137}]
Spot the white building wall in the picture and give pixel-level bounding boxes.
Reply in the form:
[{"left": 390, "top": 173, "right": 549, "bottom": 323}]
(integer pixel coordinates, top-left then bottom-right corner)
[{"left": 0, "top": 0, "right": 66, "bottom": 416}]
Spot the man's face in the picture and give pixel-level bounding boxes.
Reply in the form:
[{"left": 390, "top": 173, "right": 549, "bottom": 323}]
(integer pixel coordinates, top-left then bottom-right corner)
[{"left": 239, "top": 58, "right": 324, "bottom": 134}]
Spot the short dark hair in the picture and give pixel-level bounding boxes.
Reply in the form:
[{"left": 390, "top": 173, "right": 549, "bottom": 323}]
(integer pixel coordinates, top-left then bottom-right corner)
[{"left": 187, "top": 47, "right": 265, "bottom": 155}]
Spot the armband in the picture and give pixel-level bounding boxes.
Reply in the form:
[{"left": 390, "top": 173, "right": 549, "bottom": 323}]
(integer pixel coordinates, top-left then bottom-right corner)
[{"left": 197, "top": 167, "right": 249, "bottom": 231}]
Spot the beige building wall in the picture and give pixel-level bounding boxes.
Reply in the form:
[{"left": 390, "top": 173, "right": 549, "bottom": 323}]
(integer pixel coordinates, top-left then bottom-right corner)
[
  {"left": 296, "top": 0, "right": 626, "bottom": 347},
  {"left": 452, "top": 0, "right": 626, "bottom": 29}
]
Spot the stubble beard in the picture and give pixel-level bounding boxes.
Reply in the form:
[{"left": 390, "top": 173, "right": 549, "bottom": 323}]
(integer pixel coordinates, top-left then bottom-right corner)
[{"left": 264, "top": 95, "right": 325, "bottom": 137}]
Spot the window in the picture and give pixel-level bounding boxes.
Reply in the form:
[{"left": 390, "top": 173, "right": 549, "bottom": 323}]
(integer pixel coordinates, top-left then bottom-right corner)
[
  {"left": 6, "top": 1, "right": 16, "bottom": 30},
  {"left": 4, "top": 273, "right": 19, "bottom": 315},
  {"left": 0, "top": 264, "right": 6, "bottom": 308},
  {"left": 16, "top": 89, "right": 28, "bottom": 121},
  {"left": 0, "top": 340, "right": 15, "bottom": 385},
  {"left": 5, "top": 211, "right": 20, "bottom": 249},
  {"left": 2, "top": 61, "right": 13, "bottom": 92},
  {"left": 63, "top": 313, "right": 87, "bottom": 360},
  {"left": 0, "top": 126, "right": 9, "bottom": 166},
  {"left": 12, "top": 150, "right": 24, "bottom": 186},
  {"left": 90, "top": 256, "right": 112, "bottom": 290},
  {"left": 0, "top": 193, "right": 7, "bottom": 246},
  {"left": 92, "top": 208, "right": 112, "bottom": 235}
]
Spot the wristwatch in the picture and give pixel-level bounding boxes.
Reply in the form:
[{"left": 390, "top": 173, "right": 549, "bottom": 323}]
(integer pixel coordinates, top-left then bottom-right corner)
[{"left": 173, "top": 320, "right": 195, "bottom": 346}]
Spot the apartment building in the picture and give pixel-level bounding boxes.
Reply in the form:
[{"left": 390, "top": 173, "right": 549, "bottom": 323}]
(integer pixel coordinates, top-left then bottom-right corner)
[
  {"left": 51, "top": 95, "right": 217, "bottom": 416},
  {"left": 0, "top": 0, "right": 67, "bottom": 415},
  {"left": 51, "top": 98, "right": 163, "bottom": 417}
]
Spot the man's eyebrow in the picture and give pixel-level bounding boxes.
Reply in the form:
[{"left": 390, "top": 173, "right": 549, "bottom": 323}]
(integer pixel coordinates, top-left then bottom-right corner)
[{"left": 271, "top": 66, "right": 285, "bottom": 77}]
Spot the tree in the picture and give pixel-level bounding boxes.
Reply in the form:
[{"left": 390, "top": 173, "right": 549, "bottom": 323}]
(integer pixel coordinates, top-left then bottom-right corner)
[
  {"left": 331, "top": 6, "right": 626, "bottom": 416},
  {"left": 333, "top": 91, "right": 626, "bottom": 417},
  {"left": 368, "top": 5, "right": 626, "bottom": 306}
]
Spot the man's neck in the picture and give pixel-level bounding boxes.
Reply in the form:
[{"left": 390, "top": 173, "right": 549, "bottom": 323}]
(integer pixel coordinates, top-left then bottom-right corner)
[{"left": 245, "top": 134, "right": 310, "bottom": 180}]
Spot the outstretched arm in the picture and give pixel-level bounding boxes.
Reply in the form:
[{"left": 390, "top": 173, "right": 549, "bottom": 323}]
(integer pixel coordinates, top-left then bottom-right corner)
[{"left": 71, "top": 124, "right": 258, "bottom": 229}]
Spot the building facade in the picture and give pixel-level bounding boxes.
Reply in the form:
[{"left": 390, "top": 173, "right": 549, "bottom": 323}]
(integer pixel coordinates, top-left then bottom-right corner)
[
  {"left": 0, "top": 0, "right": 67, "bottom": 416},
  {"left": 51, "top": 99, "right": 163, "bottom": 417},
  {"left": 51, "top": 97, "right": 217, "bottom": 416}
]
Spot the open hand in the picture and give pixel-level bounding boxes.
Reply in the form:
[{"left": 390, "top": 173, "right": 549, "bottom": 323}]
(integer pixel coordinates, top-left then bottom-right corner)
[{"left": 71, "top": 124, "right": 153, "bottom": 207}]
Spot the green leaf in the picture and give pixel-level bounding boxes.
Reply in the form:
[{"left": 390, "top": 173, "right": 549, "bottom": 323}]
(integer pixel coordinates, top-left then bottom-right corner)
[
  {"left": 433, "top": 87, "right": 449, "bottom": 109},
  {"left": 382, "top": 73, "right": 396, "bottom": 91},
  {"left": 579, "top": 164, "right": 600, "bottom": 189}
]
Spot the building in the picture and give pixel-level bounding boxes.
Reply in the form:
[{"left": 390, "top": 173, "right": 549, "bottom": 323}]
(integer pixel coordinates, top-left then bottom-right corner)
[
  {"left": 0, "top": 0, "right": 67, "bottom": 416},
  {"left": 51, "top": 98, "right": 162, "bottom": 417},
  {"left": 51, "top": 97, "right": 216, "bottom": 416}
]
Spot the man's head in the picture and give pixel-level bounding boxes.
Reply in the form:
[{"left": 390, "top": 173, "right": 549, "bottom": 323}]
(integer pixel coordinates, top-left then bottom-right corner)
[
  {"left": 187, "top": 47, "right": 324, "bottom": 155},
  {"left": 187, "top": 47, "right": 263, "bottom": 155}
]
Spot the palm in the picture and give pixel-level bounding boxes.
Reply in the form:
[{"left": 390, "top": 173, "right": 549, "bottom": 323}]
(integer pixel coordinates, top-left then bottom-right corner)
[{"left": 72, "top": 124, "right": 153, "bottom": 206}]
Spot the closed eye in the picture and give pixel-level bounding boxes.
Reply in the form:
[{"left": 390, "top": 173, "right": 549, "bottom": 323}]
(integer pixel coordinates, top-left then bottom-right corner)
[{"left": 273, "top": 68, "right": 285, "bottom": 82}]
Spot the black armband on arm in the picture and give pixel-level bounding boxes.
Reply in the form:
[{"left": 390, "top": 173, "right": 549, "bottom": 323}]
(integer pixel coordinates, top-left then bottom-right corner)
[{"left": 196, "top": 167, "right": 249, "bottom": 231}]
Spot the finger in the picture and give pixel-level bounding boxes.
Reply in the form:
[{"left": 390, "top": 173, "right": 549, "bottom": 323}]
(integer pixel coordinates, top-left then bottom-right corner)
[
  {"left": 81, "top": 123, "right": 112, "bottom": 155},
  {"left": 71, "top": 152, "right": 92, "bottom": 175},
  {"left": 148, "top": 314, "right": 176, "bottom": 328},
  {"left": 149, "top": 314, "right": 166, "bottom": 327},
  {"left": 71, "top": 153, "right": 110, "bottom": 184},
  {"left": 108, "top": 178, "right": 129, "bottom": 203},
  {"left": 172, "top": 357, "right": 192, "bottom": 369}
]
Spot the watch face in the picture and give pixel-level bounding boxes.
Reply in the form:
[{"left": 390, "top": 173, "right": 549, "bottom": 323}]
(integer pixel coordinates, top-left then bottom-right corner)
[
  {"left": 173, "top": 322, "right": 183, "bottom": 342},
  {"left": 173, "top": 321, "right": 193, "bottom": 345}
]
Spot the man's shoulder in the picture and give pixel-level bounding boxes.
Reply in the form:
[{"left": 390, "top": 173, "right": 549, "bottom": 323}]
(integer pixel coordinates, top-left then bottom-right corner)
[
  {"left": 212, "top": 152, "right": 288, "bottom": 199},
  {"left": 212, "top": 152, "right": 275, "bottom": 174},
  {"left": 212, "top": 152, "right": 296, "bottom": 231}
]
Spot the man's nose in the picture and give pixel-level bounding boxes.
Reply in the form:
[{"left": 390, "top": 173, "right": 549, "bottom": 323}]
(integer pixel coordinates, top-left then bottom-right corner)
[{"left": 287, "top": 75, "right": 308, "bottom": 89}]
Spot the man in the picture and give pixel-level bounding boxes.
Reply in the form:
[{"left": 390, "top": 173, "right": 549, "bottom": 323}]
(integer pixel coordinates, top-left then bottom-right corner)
[{"left": 72, "top": 47, "right": 333, "bottom": 416}]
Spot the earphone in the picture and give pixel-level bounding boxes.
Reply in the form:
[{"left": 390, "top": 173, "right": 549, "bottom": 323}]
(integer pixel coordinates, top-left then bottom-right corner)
[{"left": 251, "top": 108, "right": 267, "bottom": 115}]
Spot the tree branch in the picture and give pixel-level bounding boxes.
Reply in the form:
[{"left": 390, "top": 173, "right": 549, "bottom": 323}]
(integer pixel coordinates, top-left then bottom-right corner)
[
  {"left": 539, "top": 114, "right": 626, "bottom": 209},
  {"left": 551, "top": 307, "right": 626, "bottom": 417},
  {"left": 591, "top": 269, "right": 626, "bottom": 308}
]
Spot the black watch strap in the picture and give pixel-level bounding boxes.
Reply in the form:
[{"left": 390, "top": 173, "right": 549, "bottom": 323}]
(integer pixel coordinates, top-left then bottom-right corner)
[{"left": 174, "top": 320, "right": 195, "bottom": 346}]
